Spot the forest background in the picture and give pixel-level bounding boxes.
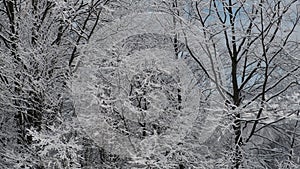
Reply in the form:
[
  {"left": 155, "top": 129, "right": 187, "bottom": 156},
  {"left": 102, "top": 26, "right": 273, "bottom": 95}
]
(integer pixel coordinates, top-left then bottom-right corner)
[{"left": 0, "top": 0, "right": 299, "bottom": 169}]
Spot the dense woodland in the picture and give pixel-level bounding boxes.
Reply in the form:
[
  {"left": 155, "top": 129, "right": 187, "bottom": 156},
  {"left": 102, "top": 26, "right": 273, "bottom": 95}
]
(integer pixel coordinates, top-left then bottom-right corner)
[{"left": 0, "top": 0, "right": 299, "bottom": 168}]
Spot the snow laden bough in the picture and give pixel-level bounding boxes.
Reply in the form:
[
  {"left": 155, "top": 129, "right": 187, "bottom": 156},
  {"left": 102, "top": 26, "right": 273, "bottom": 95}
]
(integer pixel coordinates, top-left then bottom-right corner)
[{"left": 72, "top": 12, "right": 225, "bottom": 168}]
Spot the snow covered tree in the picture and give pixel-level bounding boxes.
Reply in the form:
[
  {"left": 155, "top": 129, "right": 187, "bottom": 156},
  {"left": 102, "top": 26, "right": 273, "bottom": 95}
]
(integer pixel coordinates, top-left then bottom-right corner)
[
  {"left": 0, "top": 0, "right": 115, "bottom": 168},
  {"left": 162, "top": 0, "right": 300, "bottom": 168}
]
